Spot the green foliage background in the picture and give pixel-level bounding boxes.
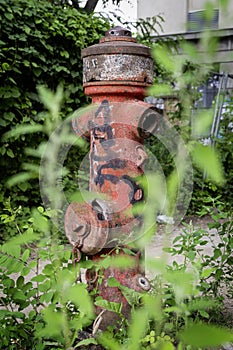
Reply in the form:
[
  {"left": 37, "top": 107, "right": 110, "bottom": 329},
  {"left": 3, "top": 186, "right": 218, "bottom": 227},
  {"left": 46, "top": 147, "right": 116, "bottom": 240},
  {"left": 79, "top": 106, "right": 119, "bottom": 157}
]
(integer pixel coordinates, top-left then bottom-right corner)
[{"left": 0, "top": 0, "right": 109, "bottom": 239}]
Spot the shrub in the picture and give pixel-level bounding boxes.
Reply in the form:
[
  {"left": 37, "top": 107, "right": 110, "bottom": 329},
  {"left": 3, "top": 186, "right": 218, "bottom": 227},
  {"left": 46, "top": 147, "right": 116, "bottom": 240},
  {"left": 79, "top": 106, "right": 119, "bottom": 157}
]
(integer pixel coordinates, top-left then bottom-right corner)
[{"left": 0, "top": 0, "right": 109, "bottom": 239}]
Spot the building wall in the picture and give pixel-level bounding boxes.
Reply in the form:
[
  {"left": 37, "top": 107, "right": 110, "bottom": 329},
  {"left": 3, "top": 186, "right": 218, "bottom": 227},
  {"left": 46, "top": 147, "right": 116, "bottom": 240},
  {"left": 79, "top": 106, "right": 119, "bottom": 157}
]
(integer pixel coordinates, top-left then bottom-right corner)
[
  {"left": 137, "top": 1, "right": 233, "bottom": 103},
  {"left": 219, "top": 1, "right": 233, "bottom": 29},
  {"left": 188, "top": 0, "right": 206, "bottom": 11},
  {"left": 138, "top": 0, "right": 233, "bottom": 35},
  {"left": 137, "top": 0, "right": 187, "bottom": 35}
]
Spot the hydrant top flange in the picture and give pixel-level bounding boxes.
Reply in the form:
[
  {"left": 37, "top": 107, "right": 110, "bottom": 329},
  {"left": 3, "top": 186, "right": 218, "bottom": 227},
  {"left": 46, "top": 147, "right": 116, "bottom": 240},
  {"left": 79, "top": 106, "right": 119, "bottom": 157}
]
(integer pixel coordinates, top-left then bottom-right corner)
[
  {"left": 81, "top": 26, "right": 154, "bottom": 87},
  {"left": 81, "top": 26, "right": 150, "bottom": 58}
]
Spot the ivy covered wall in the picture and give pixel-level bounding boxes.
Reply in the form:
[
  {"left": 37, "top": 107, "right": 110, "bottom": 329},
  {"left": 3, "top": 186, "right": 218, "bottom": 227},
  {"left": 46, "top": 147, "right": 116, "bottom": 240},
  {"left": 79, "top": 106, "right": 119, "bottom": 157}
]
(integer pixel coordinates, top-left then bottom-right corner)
[{"left": 0, "top": 0, "right": 109, "bottom": 238}]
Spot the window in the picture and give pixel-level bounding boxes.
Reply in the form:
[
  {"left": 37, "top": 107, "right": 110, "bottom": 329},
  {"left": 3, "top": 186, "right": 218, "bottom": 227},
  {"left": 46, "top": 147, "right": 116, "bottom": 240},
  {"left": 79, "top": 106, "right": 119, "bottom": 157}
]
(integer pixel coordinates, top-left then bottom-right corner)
[{"left": 187, "top": 9, "right": 219, "bottom": 32}]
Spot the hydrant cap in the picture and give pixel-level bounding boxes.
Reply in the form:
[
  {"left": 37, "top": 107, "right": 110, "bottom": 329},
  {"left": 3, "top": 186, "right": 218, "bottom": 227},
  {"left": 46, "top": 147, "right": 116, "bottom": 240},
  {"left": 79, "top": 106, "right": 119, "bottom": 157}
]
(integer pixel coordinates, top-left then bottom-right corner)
[
  {"left": 81, "top": 26, "right": 154, "bottom": 86},
  {"left": 81, "top": 26, "right": 151, "bottom": 57}
]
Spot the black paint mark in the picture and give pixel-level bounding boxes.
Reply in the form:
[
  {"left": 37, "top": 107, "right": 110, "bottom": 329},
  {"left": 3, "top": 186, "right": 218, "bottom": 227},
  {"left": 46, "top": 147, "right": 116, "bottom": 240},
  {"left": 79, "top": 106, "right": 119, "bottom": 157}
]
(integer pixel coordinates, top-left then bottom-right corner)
[{"left": 95, "top": 162, "right": 144, "bottom": 205}]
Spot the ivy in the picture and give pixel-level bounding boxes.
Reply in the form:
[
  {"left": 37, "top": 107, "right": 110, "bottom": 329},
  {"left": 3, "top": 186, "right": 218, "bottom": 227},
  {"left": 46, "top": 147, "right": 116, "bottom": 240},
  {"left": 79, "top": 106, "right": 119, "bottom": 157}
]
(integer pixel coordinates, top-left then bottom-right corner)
[{"left": 0, "top": 0, "right": 109, "bottom": 239}]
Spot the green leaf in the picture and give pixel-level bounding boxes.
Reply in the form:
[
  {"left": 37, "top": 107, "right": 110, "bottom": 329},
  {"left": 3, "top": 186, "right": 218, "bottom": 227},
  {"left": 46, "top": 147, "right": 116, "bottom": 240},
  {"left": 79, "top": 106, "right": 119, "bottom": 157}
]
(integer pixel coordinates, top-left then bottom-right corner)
[
  {"left": 4, "top": 112, "right": 15, "bottom": 121},
  {"left": 119, "top": 285, "right": 143, "bottom": 307},
  {"left": 95, "top": 299, "right": 122, "bottom": 314},
  {"left": 153, "top": 45, "right": 175, "bottom": 73},
  {"left": 42, "top": 263, "right": 54, "bottom": 276},
  {"left": 192, "top": 110, "right": 213, "bottom": 138},
  {"left": 179, "top": 323, "right": 233, "bottom": 347},
  {"left": 63, "top": 249, "right": 71, "bottom": 260},
  {"left": 40, "top": 291, "right": 54, "bottom": 304},
  {"left": 38, "top": 279, "right": 51, "bottom": 292},
  {"left": 60, "top": 50, "right": 69, "bottom": 58},
  {"left": 23, "top": 60, "right": 30, "bottom": 67},
  {"left": 2, "top": 124, "right": 43, "bottom": 141},
  {"left": 108, "top": 277, "right": 120, "bottom": 287},
  {"left": 37, "top": 305, "right": 64, "bottom": 338},
  {"left": 110, "top": 255, "right": 135, "bottom": 269},
  {"left": 164, "top": 306, "right": 181, "bottom": 314},
  {"left": 187, "top": 298, "right": 217, "bottom": 312},
  {"left": 164, "top": 270, "right": 198, "bottom": 301},
  {"left": 2, "top": 276, "right": 14, "bottom": 288},
  {"left": 66, "top": 283, "right": 94, "bottom": 320},
  {"left": 181, "top": 41, "right": 200, "bottom": 61},
  {"left": 1, "top": 230, "right": 38, "bottom": 255},
  {"left": 187, "top": 250, "right": 196, "bottom": 261},
  {"left": 18, "top": 182, "right": 29, "bottom": 191},
  {"left": 97, "top": 331, "right": 120, "bottom": 350},
  {"left": 201, "top": 267, "right": 215, "bottom": 278},
  {"left": 160, "top": 342, "right": 175, "bottom": 350},
  {"left": 147, "top": 83, "right": 173, "bottom": 97},
  {"left": 0, "top": 310, "right": 25, "bottom": 320},
  {"left": 220, "top": 0, "right": 230, "bottom": 10},
  {"left": 21, "top": 267, "right": 31, "bottom": 276},
  {"left": 31, "top": 274, "right": 47, "bottom": 283},
  {"left": 7, "top": 172, "right": 36, "bottom": 187},
  {"left": 38, "top": 206, "right": 45, "bottom": 213},
  {"left": 214, "top": 248, "right": 222, "bottom": 259},
  {"left": 6, "top": 148, "right": 14, "bottom": 158},
  {"left": 1, "top": 243, "right": 21, "bottom": 258},
  {"left": 37, "top": 85, "right": 64, "bottom": 117},
  {"left": 204, "top": 1, "right": 216, "bottom": 21},
  {"left": 190, "top": 143, "right": 225, "bottom": 184},
  {"left": 101, "top": 255, "right": 111, "bottom": 269},
  {"left": 2, "top": 62, "right": 10, "bottom": 70},
  {"left": 128, "top": 308, "right": 149, "bottom": 350},
  {"left": 16, "top": 276, "right": 25, "bottom": 289},
  {"left": 11, "top": 87, "right": 21, "bottom": 98},
  {"left": 75, "top": 338, "right": 97, "bottom": 348},
  {"left": 22, "top": 281, "right": 32, "bottom": 292},
  {"left": 32, "top": 208, "right": 49, "bottom": 233},
  {"left": 199, "top": 310, "right": 210, "bottom": 318},
  {"left": 5, "top": 12, "right": 13, "bottom": 20},
  {"left": 215, "top": 268, "right": 223, "bottom": 279},
  {"left": 14, "top": 290, "right": 27, "bottom": 301}
]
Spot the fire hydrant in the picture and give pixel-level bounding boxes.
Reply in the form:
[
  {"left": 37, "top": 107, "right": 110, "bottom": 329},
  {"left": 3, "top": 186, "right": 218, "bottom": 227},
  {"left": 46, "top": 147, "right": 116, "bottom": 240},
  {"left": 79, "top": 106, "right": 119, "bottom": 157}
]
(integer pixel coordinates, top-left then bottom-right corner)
[{"left": 65, "top": 26, "right": 161, "bottom": 330}]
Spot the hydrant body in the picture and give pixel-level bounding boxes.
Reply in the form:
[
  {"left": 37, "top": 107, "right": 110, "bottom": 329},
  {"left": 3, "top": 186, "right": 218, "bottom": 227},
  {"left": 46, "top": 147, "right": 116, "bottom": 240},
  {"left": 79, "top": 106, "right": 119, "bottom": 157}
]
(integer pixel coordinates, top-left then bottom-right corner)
[{"left": 65, "top": 27, "right": 160, "bottom": 329}]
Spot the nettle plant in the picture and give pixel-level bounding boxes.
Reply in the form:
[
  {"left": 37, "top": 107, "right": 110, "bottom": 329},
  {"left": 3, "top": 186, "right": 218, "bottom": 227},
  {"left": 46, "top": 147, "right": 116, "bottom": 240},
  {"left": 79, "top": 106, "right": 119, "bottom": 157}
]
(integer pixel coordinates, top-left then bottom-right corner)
[
  {"left": 1, "top": 206, "right": 232, "bottom": 349},
  {"left": 1, "top": 81, "right": 233, "bottom": 349},
  {"left": 0, "top": 205, "right": 94, "bottom": 349},
  {"left": 170, "top": 211, "right": 233, "bottom": 300}
]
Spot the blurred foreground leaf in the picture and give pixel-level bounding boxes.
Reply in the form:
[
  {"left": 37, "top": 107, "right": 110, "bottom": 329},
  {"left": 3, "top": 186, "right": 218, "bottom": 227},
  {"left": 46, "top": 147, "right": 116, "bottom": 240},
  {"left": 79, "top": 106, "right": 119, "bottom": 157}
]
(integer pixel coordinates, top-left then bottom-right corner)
[
  {"left": 179, "top": 323, "right": 233, "bottom": 347},
  {"left": 190, "top": 143, "right": 225, "bottom": 184}
]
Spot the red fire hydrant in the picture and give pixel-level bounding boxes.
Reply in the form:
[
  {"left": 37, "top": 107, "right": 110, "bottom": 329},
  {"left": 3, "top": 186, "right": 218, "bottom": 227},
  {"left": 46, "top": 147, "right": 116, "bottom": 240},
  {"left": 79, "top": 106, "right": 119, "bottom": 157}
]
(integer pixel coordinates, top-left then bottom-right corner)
[{"left": 65, "top": 26, "right": 161, "bottom": 330}]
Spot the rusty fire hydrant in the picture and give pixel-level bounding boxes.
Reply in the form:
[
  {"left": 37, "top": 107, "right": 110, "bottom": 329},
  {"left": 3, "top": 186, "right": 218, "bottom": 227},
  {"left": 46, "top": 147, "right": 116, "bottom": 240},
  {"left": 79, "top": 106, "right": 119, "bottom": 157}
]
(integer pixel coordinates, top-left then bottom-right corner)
[{"left": 65, "top": 26, "right": 161, "bottom": 330}]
